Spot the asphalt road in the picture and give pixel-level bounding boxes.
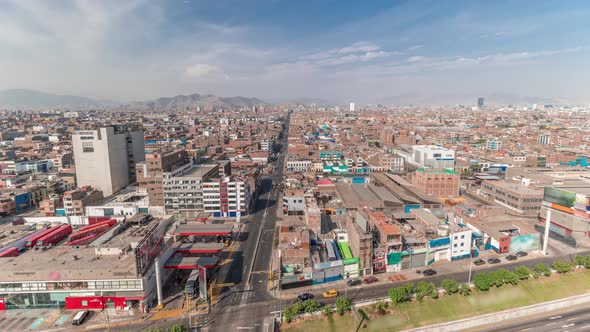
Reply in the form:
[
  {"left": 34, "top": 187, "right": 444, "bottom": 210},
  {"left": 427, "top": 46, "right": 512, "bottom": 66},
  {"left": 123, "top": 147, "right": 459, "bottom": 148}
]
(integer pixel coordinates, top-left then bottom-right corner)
[
  {"left": 202, "top": 118, "right": 289, "bottom": 331},
  {"left": 478, "top": 305, "right": 590, "bottom": 332}
]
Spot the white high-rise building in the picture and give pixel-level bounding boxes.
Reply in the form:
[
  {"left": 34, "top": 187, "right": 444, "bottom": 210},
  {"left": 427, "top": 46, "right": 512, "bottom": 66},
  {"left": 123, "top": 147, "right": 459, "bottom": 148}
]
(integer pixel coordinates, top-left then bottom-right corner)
[
  {"left": 72, "top": 124, "right": 145, "bottom": 196},
  {"left": 538, "top": 134, "right": 551, "bottom": 145},
  {"left": 349, "top": 102, "right": 355, "bottom": 112}
]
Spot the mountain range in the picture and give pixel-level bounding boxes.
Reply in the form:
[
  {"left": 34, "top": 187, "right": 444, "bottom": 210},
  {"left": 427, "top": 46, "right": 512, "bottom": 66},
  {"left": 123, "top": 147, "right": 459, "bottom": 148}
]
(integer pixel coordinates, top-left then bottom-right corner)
[{"left": 0, "top": 89, "right": 266, "bottom": 110}]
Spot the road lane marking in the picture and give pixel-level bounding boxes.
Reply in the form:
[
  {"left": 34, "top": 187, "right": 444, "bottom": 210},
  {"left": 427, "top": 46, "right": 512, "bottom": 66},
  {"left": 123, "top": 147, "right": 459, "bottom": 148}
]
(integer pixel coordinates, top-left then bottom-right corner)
[
  {"left": 549, "top": 316, "right": 562, "bottom": 320},
  {"left": 546, "top": 322, "right": 555, "bottom": 326},
  {"left": 561, "top": 323, "right": 575, "bottom": 328},
  {"left": 520, "top": 328, "right": 532, "bottom": 331},
  {"left": 580, "top": 325, "right": 590, "bottom": 329},
  {"left": 567, "top": 317, "right": 577, "bottom": 321}
]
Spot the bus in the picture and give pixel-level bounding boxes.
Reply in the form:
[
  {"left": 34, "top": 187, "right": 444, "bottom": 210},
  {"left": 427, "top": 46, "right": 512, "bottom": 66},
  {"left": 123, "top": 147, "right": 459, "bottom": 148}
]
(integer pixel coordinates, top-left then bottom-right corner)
[{"left": 72, "top": 310, "right": 89, "bottom": 325}]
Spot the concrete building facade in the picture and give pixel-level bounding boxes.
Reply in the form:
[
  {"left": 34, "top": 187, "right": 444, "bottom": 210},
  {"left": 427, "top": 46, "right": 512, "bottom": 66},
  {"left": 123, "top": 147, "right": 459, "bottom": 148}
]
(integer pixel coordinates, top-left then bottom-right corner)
[{"left": 73, "top": 125, "right": 145, "bottom": 196}]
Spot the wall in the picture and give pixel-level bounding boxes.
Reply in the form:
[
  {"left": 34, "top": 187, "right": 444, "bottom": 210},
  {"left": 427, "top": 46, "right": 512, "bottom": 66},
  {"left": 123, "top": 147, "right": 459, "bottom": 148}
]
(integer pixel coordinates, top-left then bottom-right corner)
[{"left": 509, "top": 233, "right": 540, "bottom": 252}]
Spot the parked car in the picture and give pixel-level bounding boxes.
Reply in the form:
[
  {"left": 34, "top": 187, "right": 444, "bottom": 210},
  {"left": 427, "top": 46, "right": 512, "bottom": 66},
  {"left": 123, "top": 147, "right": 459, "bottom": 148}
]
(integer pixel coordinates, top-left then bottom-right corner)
[
  {"left": 487, "top": 257, "right": 501, "bottom": 264},
  {"left": 516, "top": 251, "right": 528, "bottom": 257},
  {"left": 322, "top": 289, "right": 339, "bottom": 298},
  {"left": 505, "top": 255, "right": 518, "bottom": 261},
  {"left": 422, "top": 269, "right": 437, "bottom": 276},
  {"left": 297, "top": 293, "right": 314, "bottom": 302},
  {"left": 473, "top": 259, "right": 486, "bottom": 266},
  {"left": 347, "top": 278, "right": 362, "bottom": 287},
  {"left": 363, "top": 276, "right": 379, "bottom": 284}
]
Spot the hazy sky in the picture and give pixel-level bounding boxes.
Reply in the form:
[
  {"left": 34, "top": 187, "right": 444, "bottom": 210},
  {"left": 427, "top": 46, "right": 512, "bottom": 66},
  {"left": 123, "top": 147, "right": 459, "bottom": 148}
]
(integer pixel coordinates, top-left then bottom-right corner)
[{"left": 0, "top": 0, "right": 589, "bottom": 104}]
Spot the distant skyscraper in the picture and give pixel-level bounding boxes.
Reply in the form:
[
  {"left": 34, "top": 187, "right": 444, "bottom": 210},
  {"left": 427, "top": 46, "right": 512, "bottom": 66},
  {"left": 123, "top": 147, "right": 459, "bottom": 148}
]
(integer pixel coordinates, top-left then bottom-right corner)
[
  {"left": 349, "top": 102, "right": 355, "bottom": 112},
  {"left": 477, "top": 97, "right": 485, "bottom": 108}
]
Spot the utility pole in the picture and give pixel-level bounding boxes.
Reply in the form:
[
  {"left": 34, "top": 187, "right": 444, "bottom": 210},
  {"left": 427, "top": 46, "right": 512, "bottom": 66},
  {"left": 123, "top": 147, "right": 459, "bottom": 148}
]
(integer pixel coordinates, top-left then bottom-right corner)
[{"left": 541, "top": 209, "right": 551, "bottom": 255}]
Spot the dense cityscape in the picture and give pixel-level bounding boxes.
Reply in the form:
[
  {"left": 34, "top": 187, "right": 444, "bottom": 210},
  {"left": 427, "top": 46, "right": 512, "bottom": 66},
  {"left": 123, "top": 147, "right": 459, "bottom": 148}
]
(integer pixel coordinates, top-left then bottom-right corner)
[{"left": 1, "top": 1, "right": 590, "bottom": 332}]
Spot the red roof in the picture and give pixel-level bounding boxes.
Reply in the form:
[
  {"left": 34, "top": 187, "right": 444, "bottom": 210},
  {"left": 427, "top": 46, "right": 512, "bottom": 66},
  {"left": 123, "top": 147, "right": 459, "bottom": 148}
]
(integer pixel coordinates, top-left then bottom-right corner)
[{"left": 317, "top": 179, "right": 334, "bottom": 185}]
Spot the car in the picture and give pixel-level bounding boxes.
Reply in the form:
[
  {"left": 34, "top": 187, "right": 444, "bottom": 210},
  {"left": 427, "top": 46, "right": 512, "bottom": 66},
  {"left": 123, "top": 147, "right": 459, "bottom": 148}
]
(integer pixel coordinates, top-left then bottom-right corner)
[
  {"left": 297, "top": 293, "right": 314, "bottom": 302},
  {"left": 422, "top": 269, "right": 437, "bottom": 276},
  {"left": 516, "top": 251, "right": 528, "bottom": 257},
  {"left": 473, "top": 259, "right": 486, "bottom": 266},
  {"left": 487, "top": 257, "right": 501, "bottom": 264},
  {"left": 505, "top": 255, "right": 518, "bottom": 261},
  {"left": 347, "top": 278, "right": 362, "bottom": 287},
  {"left": 363, "top": 276, "right": 379, "bottom": 284},
  {"left": 322, "top": 289, "right": 339, "bottom": 298}
]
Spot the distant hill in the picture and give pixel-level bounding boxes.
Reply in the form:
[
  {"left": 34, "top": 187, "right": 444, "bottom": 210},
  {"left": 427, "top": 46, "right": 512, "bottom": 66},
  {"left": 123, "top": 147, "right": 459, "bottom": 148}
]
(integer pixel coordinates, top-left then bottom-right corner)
[
  {"left": 121, "top": 93, "right": 267, "bottom": 111},
  {"left": 0, "top": 89, "right": 110, "bottom": 110},
  {"left": 0, "top": 89, "right": 267, "bottom": 111}
]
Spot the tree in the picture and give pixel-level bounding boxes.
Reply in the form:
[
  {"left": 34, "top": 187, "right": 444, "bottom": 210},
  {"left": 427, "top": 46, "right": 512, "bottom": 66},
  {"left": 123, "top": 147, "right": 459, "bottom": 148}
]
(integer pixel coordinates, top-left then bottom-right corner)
[
  {"left": 552, "top": 260, "right": 573, "bottom": 274},
  {"left": 534, "top": 263, "right": 551, "bottom": 278},
  {"left": 474, "top": 273, "right": 491, "bottom": 291},
  {"left": 489, "top": 270, "right": 505, "bottom": 288},
  {"left": 575, "top": 255, "right": 590, "bottom": 268},
  {"left": 458, "top": 283, "right": 471, "bottom": 296},
  {"left": 403, "top": 283, "right": 415, "bottom": 296},
  {"left": 415, "top": 281, "right": 438, "bottom": 301},
  {"left": 514, "top": 265, "right": 531, "bottom": 280},
  {"left": 372, "top": 300, "right": 388, "bottom": 311},
  {"left": 388, "top": 287, "right": 410, "bottom": 304},
  {"left": 166, "top": 324, "right": 189, "bottom": 332},
  {"left": 322, "top": 305, "right": 333, "bottom": 316},
  {"left": 335, "top": 297, "right": 352, "bottom": 316},
  {"left": 502, "top": 270, "right": 519, "bottom": 285},
  {"left": 303, "top": 299, "right": 322, "bottom": 313},
  {"left": 441, "top": 279, "right": 459, "bottom": 295}
]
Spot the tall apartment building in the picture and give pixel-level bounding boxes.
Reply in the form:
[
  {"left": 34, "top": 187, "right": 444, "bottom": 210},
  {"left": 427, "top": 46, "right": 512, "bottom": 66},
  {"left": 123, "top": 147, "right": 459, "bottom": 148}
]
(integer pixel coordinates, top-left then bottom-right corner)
[
  {"left": 412, "top": 169, "right": 460, "bottom": 197},
  {"left": 538, "top": 134, "right": 551, "bottom": 145},
  {"left": 411, "top": 145, "right": 455, "bottom": 170},
  {"left": 136, "top": 149, "right": 191, "bottom": 206},
  {"left": 72, "top": 124, "right": 145, "bottom": 196},
  {"left": 486, "top": 140, "right": 503, "bottom": 151},
  {"left": 347, "top": 212, "right": 373, "bottom": 276},
  {"left": 162, "top": 161, "right": 251, "bottom": 217},
  {"left": 260, "top": 139, "right": 271, "bottom": 151},
  {"left": 479, "top": 180, "right": 543, "bottom": 216}
]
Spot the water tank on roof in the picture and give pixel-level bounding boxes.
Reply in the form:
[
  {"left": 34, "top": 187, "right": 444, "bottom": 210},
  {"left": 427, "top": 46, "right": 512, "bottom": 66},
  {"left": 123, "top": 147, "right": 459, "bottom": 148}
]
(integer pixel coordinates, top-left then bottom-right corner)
[{"left": 437, "top": 225, "right": 449, "bottom": 237}]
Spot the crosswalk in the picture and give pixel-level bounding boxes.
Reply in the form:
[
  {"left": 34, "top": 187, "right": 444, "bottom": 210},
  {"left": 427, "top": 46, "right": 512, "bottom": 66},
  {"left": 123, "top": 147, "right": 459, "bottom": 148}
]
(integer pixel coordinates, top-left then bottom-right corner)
[{"left": 0, "top": 316, "right": 42, "bottom": 331}]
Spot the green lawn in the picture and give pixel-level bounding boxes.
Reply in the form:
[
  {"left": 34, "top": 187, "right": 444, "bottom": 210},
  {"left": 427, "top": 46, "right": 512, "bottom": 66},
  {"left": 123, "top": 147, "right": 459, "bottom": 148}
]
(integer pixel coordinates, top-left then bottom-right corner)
[{"left": 285, "top": 271, "right": 590, "bottom": 332}]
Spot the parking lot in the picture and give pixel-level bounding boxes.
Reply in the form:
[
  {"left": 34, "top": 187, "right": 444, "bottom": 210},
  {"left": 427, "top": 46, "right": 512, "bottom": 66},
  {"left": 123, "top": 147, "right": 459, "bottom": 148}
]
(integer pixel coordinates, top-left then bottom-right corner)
[{"left": 0, "top": 309, "right": 105, "bottom": 331}]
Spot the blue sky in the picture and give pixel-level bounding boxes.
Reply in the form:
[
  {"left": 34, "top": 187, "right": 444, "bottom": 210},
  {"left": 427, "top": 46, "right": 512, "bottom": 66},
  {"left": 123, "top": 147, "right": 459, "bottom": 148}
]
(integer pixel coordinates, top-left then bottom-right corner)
[{"left": 0, "top": 0, "right": 589, "bottom": 104}]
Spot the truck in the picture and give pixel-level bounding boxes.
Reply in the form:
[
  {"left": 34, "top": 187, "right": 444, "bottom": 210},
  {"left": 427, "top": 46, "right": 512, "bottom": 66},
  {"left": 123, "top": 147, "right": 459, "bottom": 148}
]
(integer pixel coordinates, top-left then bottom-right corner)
[{"left": 36, "top": 225, "right": 72, "bottom": 247}]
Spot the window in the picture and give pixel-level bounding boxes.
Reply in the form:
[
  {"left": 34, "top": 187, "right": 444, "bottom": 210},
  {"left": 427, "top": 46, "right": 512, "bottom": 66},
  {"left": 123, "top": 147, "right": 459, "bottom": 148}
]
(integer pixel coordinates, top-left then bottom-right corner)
[
  {"left": 461, "top": 235, "right": 465, "bottom": 239},
  {"left": 454, "top": 243, "right": 457, "bottom": 248},
  {"left": 82, "top": 142, "right": 94, "bottom": 152}
]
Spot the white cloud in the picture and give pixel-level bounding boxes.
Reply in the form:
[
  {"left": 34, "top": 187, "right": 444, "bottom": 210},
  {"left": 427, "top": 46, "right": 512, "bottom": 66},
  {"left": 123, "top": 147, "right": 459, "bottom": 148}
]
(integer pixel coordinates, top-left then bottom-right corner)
[
  {"left": 408, "top": 44, "right": 424, "bottom": 51},
  {"left": 185, "top": 63, "right": 221, "bottom": 78}
]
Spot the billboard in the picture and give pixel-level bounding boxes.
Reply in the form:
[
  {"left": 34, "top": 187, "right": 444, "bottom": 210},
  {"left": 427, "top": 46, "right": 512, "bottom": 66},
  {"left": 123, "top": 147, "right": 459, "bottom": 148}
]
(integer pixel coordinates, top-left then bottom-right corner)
[
  {"left": 544, "top": 187, "right": 576, "bottom": 208},
  {"left": 135, "top": 219, "right": 170, "bottom": 275}
]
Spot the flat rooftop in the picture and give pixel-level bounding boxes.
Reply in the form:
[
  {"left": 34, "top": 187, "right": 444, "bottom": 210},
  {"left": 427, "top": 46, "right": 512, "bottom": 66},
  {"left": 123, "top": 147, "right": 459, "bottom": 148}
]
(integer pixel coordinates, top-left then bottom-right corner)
[
  {"left": 164, "top": 255, "right": 219, "bottom": 269},
  {"left": 175, "top": 242, "right": 225, "bottom": 253},
  {"left": 182, "top": 164, "right": 218, "bottom": 177},
  {"left": 0, "top": 246, "right": 137, "bottom": 282},
  {"left": 173, "top": 223, "right": 233, "bottom": 236}
]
